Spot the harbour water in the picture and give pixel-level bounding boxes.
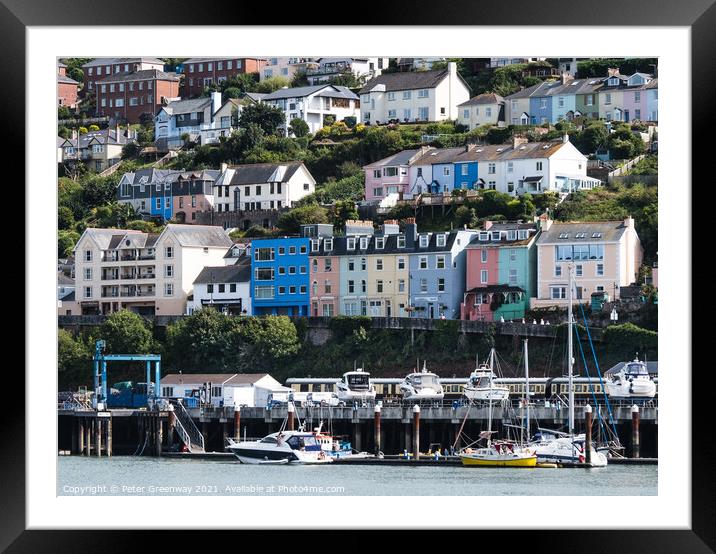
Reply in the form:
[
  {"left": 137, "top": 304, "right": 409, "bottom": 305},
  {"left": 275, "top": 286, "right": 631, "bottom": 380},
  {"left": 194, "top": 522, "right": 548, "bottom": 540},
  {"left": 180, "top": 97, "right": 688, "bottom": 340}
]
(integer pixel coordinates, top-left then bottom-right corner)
[{"left": 58, "top": 457, "right": 657, "bottom": 496}]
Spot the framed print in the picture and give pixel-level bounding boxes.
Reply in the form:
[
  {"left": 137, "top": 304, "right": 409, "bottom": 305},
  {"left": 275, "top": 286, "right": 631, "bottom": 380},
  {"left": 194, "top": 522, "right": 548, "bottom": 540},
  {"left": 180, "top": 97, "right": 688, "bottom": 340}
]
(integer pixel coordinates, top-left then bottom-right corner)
[{"left": 4, "top": 0, "right": 712, "bottom": 548}]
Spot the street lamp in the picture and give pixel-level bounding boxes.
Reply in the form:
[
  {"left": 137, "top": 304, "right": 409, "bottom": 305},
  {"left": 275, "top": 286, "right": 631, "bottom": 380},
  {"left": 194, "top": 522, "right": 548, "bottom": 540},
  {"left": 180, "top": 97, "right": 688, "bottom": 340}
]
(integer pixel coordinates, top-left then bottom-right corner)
[{"left": 610, "top": 307, "right": 619, "bottom": 324}]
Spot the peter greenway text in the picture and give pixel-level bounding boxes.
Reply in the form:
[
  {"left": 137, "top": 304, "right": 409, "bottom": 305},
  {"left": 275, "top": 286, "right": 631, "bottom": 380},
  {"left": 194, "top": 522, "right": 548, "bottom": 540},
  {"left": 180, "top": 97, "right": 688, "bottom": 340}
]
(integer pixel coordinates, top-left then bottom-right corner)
[{"left": 61, "top": 484, "right": 346, "bottom": 495}]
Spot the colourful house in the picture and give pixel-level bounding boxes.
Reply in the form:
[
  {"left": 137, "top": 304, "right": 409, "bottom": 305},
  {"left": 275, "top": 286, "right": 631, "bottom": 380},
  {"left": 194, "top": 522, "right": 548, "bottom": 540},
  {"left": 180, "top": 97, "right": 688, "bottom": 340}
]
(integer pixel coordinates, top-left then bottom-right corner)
[
  {"left": 250, "top": 236, "right": 310, "bottom": 316},
  {"left": 305, "top": 224, "right": 341, "bottom": 317},
  {"left": 364, "top": 148, "right": 428, "bottom": 201},
  {"left": 461, "top": 221, "right": 540, "bottom": 321}
]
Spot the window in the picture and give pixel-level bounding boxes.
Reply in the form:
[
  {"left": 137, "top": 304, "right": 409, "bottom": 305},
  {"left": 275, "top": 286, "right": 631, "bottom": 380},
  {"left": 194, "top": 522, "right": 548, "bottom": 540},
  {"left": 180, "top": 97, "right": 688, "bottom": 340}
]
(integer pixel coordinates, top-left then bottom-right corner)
[
  {"left": 398, "top": 279, "right": 405, "bottom": 292},
  {"left": 509, "top": 269, "right": 518, "bottom": 285},
  {"left": 278, "top": 266, "right": 286, "bottom": 275},
  {"left": 164, "top": 246, "right": 173, "bottom": 259},
  {"left": 403, "top": 109, "right": 411, "bottom": 120},
  {"left": 488, "top": 163, "right": 496, "bottom": 174},
  {"left": 397, "top": 235, "right": 406, "bottom": 248},
  {"left": 84, "top": 286, "right": 92, "bottom": 299},
  {"left": 324, "top": 239, "right": 333, "bottom": 251},
  {"left": 596, "top": 264, "right": 604, "bottom": 276},
  {"left": 84, "top": 267, "right": 92, "bottom": 280},
  {"left": 164, "top": 265, "right": 173, "bottom": 278},
  {"left": 348, "top": 258, "right": 355, "bottom": 271},
  {"left": 361, "top": 280, "right": 366, "bottom": 293},
  {"left": 230, "top": 284, "right": 236, "bottom": 293},
  {"left": 278, "top": 247, "right": 285, "bottom": 255},
  {"left": 324, "top": 258, "right": 332, "bottom": 272},
  {"left": 255, "top": 267, "right": 274, "bottom": 281},
  {"left": 300, "top": 285, "right": 307, "bottom": 295},
  {"left": 300, "top": 245, "right": 307, "bottom": 255},
  {"left": 480, "top": 270, "right": 488, "bottom": 284},
  {"left": 300, "top": 266, "right": 307, "bottom": 274},
  {"left": 376, "top": 280, "right": 384, "bottom": 293},
  {"left": 347, "top": 238, "right": 356, "bottom": 250},
  {"left": 388, "top": 109, "right": 397, "bottom": 119},
  {"left": 348, "top": 280, "right": 355, "bottom": 294},
  {"left": 375, "top": 237, "right": 385, "bottom": 249},
  {"left": 217, "top": 284, "right": 225, "bottom": 294},
  {"left": 289, "top": 246, "right": 297, "bottom": 255},
  {"left": 536, "top": 161, "right": 543, "bottom": 171},
  {"left": 254, "top": 247, "right": 274, "bottom": 261},
  {"left": 463, "top": 109, "right": 470, "bottom": 119},
  {"left": 481, "top": 250, "right": 488, "bottom": 263},
  {"left": 437, "top": 278, "right": 445, "bottom": 292},
  {"left": 436, "top": 255, "right": 446, "bottom": 269},
  {"left": 164, "top": 283, "right": 173, "bottom": 296},
  {"left": 555, "top": 265, "right": 562, "bottom": 277},
  {"left": 227, "top": 60, "right": 233, "bottom": 69},
  {"left": 84, "top": 249, "right": 92, "bottom": 262},
  {"left": 605, "top": 93, "right": 612, "bottom": 105},
  {"left": 359, "top": 237, "right": 369, "bottom": 250},
  {"left": 289, "top": 266, "right": 296, "bottom": 275},
  {"left": 397, "top": 257, "right": 405, "bottom": 270},
  {"left": 418, "top": 89, "right": 428, "bottom": 98},
  {"left": 418, "top": 107, "right": 429, "bottom": 120},
  {"left": 373, "top": 169, "right": 381, "bottom": 179},
  {"left": 277, "top": 286, "right": 285, "bottom": 295},
  {"left": 324, "top": 280, "right": 332, "bottom": 294},
  {"left": 558, "top": 96, "right": 564, "bottom": 108},
  {"left": 551, "top": 286, "right": 567, "bottom": 300},
  {"left": 376, "top": 258, "right": 383, "bottom": 270},
  {"left": 420, "top": 278, "right": 428, "bottom": 293},
  {"left": 403, "top": 91, "right": 412, "bottom": 100},
  {"left": 419, "top": 256, "right": 428, "bottom": 269},
  {"left": 255, "top": 286, "right": 274, "bottom": 299}
]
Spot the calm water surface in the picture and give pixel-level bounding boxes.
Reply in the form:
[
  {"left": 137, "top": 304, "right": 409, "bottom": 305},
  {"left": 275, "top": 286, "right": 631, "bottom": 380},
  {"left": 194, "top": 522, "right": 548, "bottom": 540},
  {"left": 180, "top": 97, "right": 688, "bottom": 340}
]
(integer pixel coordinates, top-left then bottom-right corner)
[{"left": 58, "top": 456, "right": 657, "bottom": 496}]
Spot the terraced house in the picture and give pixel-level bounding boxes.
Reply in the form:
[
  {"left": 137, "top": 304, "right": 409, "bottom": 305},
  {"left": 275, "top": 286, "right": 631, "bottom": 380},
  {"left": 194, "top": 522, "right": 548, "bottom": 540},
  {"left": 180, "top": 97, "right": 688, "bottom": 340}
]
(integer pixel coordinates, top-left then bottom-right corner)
[
  {"left": 250, "top": 236, "right": 310, "bottom": 316},
  {"left": 60, "top": 126, "right": 137, "bottom": 172},
  {"left": 408, "top": 224, "right": 478, "bottom": 319},
  {"left": 461, "top": 221, "right": 540, "bottom": 322},
  {"left": 531, "top": 217, "right": 643, "bottom": 309},
  {"left": 73, "top": 224, "right": 232, "bottom": 316},
  {"left": 95, "top": 69, "right": 180, "bottom": 123},
  {"left": 181, "top": 57, "right": 266, "bottom": 98},
  {"left": 305, "top": 224, "right": 341, "bottom": 317}
]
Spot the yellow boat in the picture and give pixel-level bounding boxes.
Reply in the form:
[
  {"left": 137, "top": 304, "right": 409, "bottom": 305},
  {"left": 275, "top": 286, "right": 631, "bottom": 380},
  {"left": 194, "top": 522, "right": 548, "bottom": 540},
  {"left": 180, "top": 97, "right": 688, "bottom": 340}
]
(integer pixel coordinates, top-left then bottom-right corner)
[{"left": 459, "top": 445, "right": 537, "bottom": 468}]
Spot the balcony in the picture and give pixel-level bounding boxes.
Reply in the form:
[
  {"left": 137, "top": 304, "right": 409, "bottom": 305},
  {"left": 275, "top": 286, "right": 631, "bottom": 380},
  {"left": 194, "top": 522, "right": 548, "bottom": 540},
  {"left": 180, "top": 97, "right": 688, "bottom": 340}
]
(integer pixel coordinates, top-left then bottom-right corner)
[
  {"left": 137, "top": 290, "right": 155, "bottom": 297},
  {"left": 121, "top": 274, "right": 137, "bottom": 280},
  {"left": 136, "top": 273, "right": 156, "bottom": 279},
  {"left": 120, "top": 255, "right": 137, "bottom": 261},
  {"left": 138, "top": 255, "right": 156, "bottom": 260},
  {"left": 101, "top": 292, "right": 119, "bottom": 298},
  {"left": 120, "top": 291, "right": 136, "bottom": 297},
  {"left": 101, "top": 275, "right": 119, "bottom": 281}
]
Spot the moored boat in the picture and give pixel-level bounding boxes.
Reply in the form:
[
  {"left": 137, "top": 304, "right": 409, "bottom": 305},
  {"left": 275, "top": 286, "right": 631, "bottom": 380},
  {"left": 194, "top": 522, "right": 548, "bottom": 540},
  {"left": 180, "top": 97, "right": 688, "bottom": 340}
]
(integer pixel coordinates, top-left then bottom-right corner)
[{"left": 399, "top": 361, "right": 444, "bottom": 402}]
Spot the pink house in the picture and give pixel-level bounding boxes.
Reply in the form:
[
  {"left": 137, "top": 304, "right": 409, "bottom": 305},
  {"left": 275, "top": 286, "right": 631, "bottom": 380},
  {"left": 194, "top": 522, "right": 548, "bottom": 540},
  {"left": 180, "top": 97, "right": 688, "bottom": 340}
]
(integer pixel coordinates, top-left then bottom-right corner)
[
  {"left": 308, "top": 234, "right": 340, "bottom": 317},
  {"left": 461, "top": 239, "right": 501, "bottom": 321},
  {"left": 622, "top": 73, "right": 654, "bottom": 122},
  {"left": 363, "top": 148, "right": 427, "bottom": 201}
]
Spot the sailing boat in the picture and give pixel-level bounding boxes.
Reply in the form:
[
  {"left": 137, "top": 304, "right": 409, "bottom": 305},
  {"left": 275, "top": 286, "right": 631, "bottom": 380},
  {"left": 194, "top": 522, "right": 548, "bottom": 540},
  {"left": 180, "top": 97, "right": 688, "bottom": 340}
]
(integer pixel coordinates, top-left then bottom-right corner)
[
  {"left": 532, "top": 264, "right": 607, "bottom": 467},
  {"left": 459, "top": 348, "right": 537, "bottom": 468}
]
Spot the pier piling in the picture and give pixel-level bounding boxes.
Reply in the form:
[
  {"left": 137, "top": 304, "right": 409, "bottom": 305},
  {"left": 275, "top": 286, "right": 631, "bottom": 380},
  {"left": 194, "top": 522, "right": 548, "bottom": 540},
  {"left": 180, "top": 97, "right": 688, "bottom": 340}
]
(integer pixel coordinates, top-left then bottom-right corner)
[
  {"left": 234, "top": 407, "right": 241, "bottom": 439},
  {"left": 77, "top": 418, "right": 84, "bottom": 455},
  {"left": 585, "top": 404, "right": 592, "bottom": 466},
  {"left": 85, "top": 419, "right": 91, "bottom": 456},
  {"left": 413, "top": 405, "right": 420, "bottom": 460},
  {"left": 631, "top": 405, "right": 640, "bottom": 458},
  {"left": 287, "top": 403, "right": 295, "bottom": 431},
  {"left": 374, "top": 405, "right": 382, "bottom": 455}
]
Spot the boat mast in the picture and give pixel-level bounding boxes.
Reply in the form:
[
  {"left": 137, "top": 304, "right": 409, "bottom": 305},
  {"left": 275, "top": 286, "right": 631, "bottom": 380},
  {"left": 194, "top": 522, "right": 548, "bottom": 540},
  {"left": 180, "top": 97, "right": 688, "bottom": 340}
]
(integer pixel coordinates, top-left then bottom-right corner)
[
  {"left": 567, "top": 264, "right": 575, "bottom": 438},
  {"left": 524, "top": 338, "right": 530, "bottom": 443},
  {"left": 486, "top": 348, "right": 494, "bottom": 448}
]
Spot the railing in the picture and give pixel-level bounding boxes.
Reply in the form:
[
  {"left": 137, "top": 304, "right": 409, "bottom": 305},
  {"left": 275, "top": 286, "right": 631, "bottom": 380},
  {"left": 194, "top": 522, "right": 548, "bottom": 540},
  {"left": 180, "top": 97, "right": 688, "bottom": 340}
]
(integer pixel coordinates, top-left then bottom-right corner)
[
  {"left": 136, "top": 274, "right": 155, "bottom": 279},
  {"left": 138, "top": 255, "right": 156, "bottom": 260},
  {"left": 120, "top": 291, "right": 136, "bottom": 297},
  {"left": 121, "top": 274, "right": 136, "bottom": 280},
  {"left": 101, "top": 292, "right": 119, "bottom": 298},
  {"left": 102, "top": 275, "right": 119, "bottom": 281},
  {"left": 120, "top": 256, "right": 137, "bottom": 261},
  {"left": 172, "top": 400, "right": 205, "bottom": 452},
  {"left": 136, "top": 291, "right": 154, "bottom": 297}
]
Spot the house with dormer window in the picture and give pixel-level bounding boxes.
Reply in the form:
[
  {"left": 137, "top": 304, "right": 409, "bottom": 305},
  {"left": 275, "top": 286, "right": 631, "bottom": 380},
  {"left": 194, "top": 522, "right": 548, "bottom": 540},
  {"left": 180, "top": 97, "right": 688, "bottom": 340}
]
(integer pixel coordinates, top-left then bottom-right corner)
[{"left": 531, "top": 217, "right": 643, "bottom": 309}]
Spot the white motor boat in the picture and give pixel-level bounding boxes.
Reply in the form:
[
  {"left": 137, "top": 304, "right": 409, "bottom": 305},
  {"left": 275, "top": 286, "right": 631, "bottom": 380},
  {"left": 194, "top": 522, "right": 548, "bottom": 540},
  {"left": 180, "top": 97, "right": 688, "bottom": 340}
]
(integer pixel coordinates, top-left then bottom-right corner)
[
  {"left": 605, "top": 358, "right": 656, "bottom": 399},
  {"left": 227, "top": 430, "right": 332, "bottom": 464},
  {"left": 463, "top": 353, "right": 509, "bottom": 402},
  {"left": 531, "top": 430, "right": 608, "bottom": 467},
  {"left": 399, "top": 361, "right": 444, "bottom": 402},
  {"left": 335, "top": 367, "right": 376, "bottom": 404}
]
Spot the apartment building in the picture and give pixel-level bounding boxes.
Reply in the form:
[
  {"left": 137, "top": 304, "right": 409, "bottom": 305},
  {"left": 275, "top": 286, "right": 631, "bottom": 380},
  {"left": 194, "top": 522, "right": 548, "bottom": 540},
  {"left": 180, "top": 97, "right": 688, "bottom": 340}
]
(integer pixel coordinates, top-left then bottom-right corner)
[
  {"left": 95, "top": 69, "right": 180, "bottom": 123},
  {"left": 305, "top": 57, "right": 388, "bottom": 85},
  {"left": 81, "top": 58, "right": 165, "bottom": 96},
  {"left": 73, "top": 225, "right": 233, "bottom": 316},
  {"left": 181, "top": 57, "right": 266, "bottom": 98}
]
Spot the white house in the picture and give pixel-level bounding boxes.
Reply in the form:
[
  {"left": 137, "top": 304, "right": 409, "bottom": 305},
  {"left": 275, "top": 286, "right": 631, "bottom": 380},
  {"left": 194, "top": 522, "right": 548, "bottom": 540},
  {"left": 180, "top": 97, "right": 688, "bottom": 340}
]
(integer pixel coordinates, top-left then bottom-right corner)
[
  {"left": 186, "top": 257, "right": 251, "bottom": 315},
  {"left": 262, "top": 84, "right": 360, "bottom": 136},
  {"left": 359, "top": 61, "right": 470, "bottom": 125},
  {"left": 155, "top": 92, "right": 246, "bottom": 150},
  {"left": 457, "top": 93, "right": 505, "bottom": 129},
  {"left": 306, "top": 57, "right": 388, "bottom": 85},
  {"left": 261, "top": 57, "right": 318, "bottom": 81},
  {"left": 159, "top": 373, "right": 291, "bottom": 408},
  {"left": 212, "top": 161, "right": 316, "bottom": 213}
]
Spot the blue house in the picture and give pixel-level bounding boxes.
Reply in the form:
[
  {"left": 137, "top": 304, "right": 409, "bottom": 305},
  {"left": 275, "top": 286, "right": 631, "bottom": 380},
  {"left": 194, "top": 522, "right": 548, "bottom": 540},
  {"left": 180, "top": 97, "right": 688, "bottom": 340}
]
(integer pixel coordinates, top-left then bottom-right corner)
[
  {"left": 453, "top": 159, "right": 479, "bottom": 190},
  {"left": 251, "top": 237, "right": 310, "bottom": 316}
]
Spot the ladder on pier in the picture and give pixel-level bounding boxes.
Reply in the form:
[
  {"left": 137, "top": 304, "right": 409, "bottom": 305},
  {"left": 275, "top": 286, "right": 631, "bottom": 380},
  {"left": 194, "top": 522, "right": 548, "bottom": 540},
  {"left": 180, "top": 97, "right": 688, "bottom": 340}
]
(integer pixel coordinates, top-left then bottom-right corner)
[{"left": 171, "top": 400, "right": 205, "bottom": 453}]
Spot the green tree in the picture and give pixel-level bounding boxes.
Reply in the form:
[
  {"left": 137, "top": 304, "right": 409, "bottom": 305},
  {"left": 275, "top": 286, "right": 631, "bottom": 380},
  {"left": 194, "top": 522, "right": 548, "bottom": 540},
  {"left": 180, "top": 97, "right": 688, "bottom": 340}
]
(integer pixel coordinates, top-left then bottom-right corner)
[
  {"left": 165, "top": 308, "right": 238, "bottom": 372},
  {"left": 58, "top": 329, "right": 91, "bottom": 387},
  {"left": 99, "top": 310, "right": 155, "bottom": 355},
  {"left": 121, "top": 142, "right": 141, "bottom": 159},
  {"left": 81, "top": 174, "right": 117, "bottom": 207},
  {"left": 58, "top": 206, "right": 75, "bottom": 230},
  {"left": 330, "top": 200, "right": 358, "bottom": 228},
  {"left": 238, "top": 103, "right": 285, "bottom": 136},
  {"left": 277, "top": 204, "right": 330, "bottom": 233},
  {"left": 288, "top": 118, "right": 310, "bottom": 138},
  {"left": 235, "top": 316, "right": 300, "bottom": 369},
  {"left": 256, "top": 76, "right": 290, "bottom": 93},
  {"left": 58, "top": 229, "right": 80, "bottom": 258}
]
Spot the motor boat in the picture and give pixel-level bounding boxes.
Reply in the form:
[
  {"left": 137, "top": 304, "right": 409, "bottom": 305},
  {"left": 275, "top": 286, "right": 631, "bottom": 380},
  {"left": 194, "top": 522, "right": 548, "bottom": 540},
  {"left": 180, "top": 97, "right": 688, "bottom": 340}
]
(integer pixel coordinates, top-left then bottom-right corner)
[
  {"left": 531, "top": 430, "right": 608, "bottom": 467},
  {"left": 335, "top": 367, "right": 376, "bottom": 404},
  {"left": 313, "top": 422, "right": 372, "bottom": 460},
  {"left": 605, "top": 358, "right": 656, "bottom": 399},
  {"left": 463, "top": 354, "right": 509, "bottom": 403},
  {"left": 227, "top": 430, "right": 332, "bottom": 464},
  {"left": 399, "top": 361, "right": 444, "bottom": 402}
]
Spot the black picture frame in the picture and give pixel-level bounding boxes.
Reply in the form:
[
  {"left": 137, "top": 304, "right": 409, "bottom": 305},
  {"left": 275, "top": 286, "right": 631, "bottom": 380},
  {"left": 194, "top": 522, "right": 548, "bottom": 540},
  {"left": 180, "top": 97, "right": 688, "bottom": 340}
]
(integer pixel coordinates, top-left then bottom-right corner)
[{"left": 5, "top": 0, "right": 709, "bottom": 548}]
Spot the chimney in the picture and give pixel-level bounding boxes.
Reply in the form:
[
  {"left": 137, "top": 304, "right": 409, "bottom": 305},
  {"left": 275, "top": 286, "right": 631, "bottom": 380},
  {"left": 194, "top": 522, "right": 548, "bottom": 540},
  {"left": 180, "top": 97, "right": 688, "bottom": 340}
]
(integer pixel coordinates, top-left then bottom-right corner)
[
  {"left": 402, "top": 217, "right": 418, "bottom": 243},
  {"left": 562, "top": 133, "right": 570, "bottom": 143},
  {"left": 465, "top": 143, "right": 478, "bottom": 152},
  {"left": 512, "top": 135, "right": 528, "bottom": 149},
  {"left": 607, "top": 67, "right": 620, "bottom": 77},
  {"left": 212, "top": 91, "right": 222, "bottom": 115},
  {"left": 624, "top": 215, "right": 635, "bottom": 229},
  {"left": 561, "top": 72, "right": 573, "bottom": 85},
  {"left": 483, "top": 220, "right": 493, "bottom": 231},
  {"left": 539, "top": 216, "right": 553, "bottom": 231},
  {"left": 448, "top": 61, "right": 457, "bottom": 75},
  {"left": 71, "top": 129, "right": 78, "bottom": 140},
  {"left": 221, "top": 162, "right": 228, "bottom": 173},
  {"left": 115, "top": 123, "right": 120, "bottom": 140}
]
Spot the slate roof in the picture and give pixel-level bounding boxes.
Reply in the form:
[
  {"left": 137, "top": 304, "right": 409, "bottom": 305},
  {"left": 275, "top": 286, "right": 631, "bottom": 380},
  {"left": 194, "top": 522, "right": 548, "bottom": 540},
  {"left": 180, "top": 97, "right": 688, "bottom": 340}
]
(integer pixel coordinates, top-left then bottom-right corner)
[
  {"left": 183, "top": 57, "right": 261, "bottom": 64},
  {"left": 413, "top": 147, "right": 465, "bottom": 165},
  {"left": 61, "top": 129, "right": 135, "bottom": 148},
  {"left": 359, "top": 68, "right": 452, "bottom": 94},
  {"left": 466, "top": 223, "right": 539, "bottom": 248},
  {"left": 78, "top": 228, "right": 144, "bottom": 251},
  {"left": 58, "top": 73, "right": 79, "bottom": 85},
  {"left": 193, "top": 261, "right": 251, "bottom": 285},
  {"left": 364, "top": 149, "right": 424, "bottom": 168},
  {"left": 160, "top": 373, "right": 269, "bottom": 386},
  {"left": 161, "top": 97, "right": 212, "bottom": 116},
  {"left": 164, "top": 224, "right": 233, "bottom": 248},
  {"left": 263, "top": 84, "right": 358, "bottom": 101},
  {"left": 458, "top": 93, "right": 504, "bottom": 107},
  {"left": 82, "top": 57, "right": 165, "bottom": 68},
  {"left": 57, "top": 272, "right": 75, "bottom": 285},
  {"left": 308, "top": 229, "right": 475, "bottom": 257},
  {"left": 536, "top": 220, "right": 631, "bottom": 244},
  {"left": 96, "top": 69, "right": 179, "bottom": 83},
  {"left": 225, "top": 162, "right": 305, "bottom": 185},
  {"left": 452, "top": 140, "right": 567, "bottom": 162},
  {"left": 244, "top": 92, "right": 267, "bottom": 102}
]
